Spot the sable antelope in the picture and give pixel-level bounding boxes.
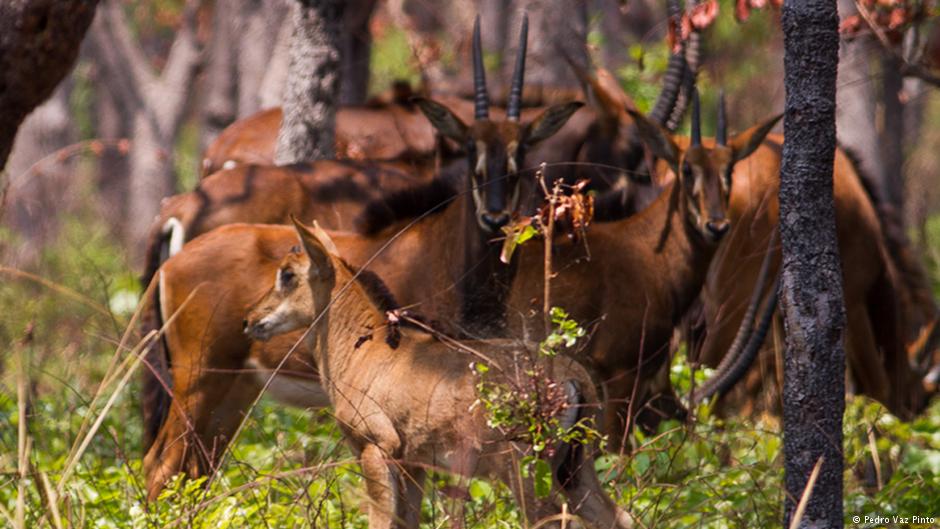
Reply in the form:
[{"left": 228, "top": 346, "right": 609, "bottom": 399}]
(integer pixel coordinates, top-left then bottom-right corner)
[
  {"left": 553, "top": 67, "right": 940, "bottom": 419},
  {"left": 501, "top": 91, "right": 780, "bottom": 443},
  {"left": 199, "top": 93, "right": 471, "bottom": 178},
  {"left": 243, "top": 219, "right": 636, "bottom": 529},
  {"left": 141, "top": 158, "right": 453, "bottom": 286},
  {"left": 142, "top": 15, "right": 584, "bottom": 498},
  {"left": 688, "top": 133, "right": 938, "bottom": 420}
]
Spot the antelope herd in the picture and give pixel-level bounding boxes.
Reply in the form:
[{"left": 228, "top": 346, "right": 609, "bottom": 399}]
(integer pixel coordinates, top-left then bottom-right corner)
[{"left": 135, "top": 11, "right": 940, "bottom": 528}]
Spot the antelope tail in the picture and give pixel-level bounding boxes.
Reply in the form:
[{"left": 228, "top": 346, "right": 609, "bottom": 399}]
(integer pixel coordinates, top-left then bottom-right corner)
[
  {"left": 691, "top": 231, "right": 779, "bottom": 405},
  {"left": 141, "top": 271, "right": 173, "bottom": 451},
  {"left": 141, "top": 217, "right": 186, "bottom": 288}
]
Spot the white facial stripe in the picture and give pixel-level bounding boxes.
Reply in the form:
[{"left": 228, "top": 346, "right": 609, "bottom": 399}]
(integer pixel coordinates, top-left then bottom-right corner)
[
  {"left": 262, "top": 299, "right": 296, "bottom": 330},
  {"left": 275, "top": 269, "right": 285, "bottom": 292},
  {"left": 475, "top": 141, "right": 487, "bottom": 176},
  {"left": 507, "top": 141, "right": 519, "bottom": 175}
]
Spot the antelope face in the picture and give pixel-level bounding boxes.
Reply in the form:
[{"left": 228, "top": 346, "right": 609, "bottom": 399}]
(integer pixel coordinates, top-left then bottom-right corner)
[
  {"left": 244, "top": 251, "right": 313, "bottom": 342},
  {"left": 413, "top": 14, "right": 582, "bottom": 234},
  {"left": 677, "top": 145, "right": 735, "bottom": 243},
  {"left": 246, "top": 219, "right": 339, "bottom": 343},
  {"left": 628, "top": 90, "right": 781, "bottom": 244},
  {"left": 416, "top": 99, "right": 584, "bottom": 233}
]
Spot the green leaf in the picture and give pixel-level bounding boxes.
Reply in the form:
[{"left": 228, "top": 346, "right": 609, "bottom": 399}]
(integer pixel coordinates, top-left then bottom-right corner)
[{"left": 533, "top": 458, "right": 553, "bottom": 499}]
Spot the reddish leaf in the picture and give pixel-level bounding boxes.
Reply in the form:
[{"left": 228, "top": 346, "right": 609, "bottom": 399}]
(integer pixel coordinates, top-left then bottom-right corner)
[
  {"left": 736, "top": 0, "right": 752, "bottom": 21},
  {"left": 888, "top": 7, "right": 909, "bottom": 29},
  {"left": 750, "top": 0, "right": 767, "bottom": 9},
  {"left": 689, "top": 0, "right": 719, "bottom": 29},
  {"left": 680, "top": 14, "right": 693, "bottom": 42},
  {"left": 839, "top": 14, "right": 865, "bottom": 35}
]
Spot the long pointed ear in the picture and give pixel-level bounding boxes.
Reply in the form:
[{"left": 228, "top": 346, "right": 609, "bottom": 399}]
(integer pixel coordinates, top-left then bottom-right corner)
[
  {"left": 524, "top": 101, "right": 584, "bottom": 146},
  {"left": 730, "top": 113, "right": 782, "bottom": 162},
  {"left": 290, "top": 216, "right": 335, "bottom": 279},
  {"left": 625, "top": 108, "right": 681, "bottom": 169},
  {"left": 413, "top": 97, "right": 470, "bottom": 144}
]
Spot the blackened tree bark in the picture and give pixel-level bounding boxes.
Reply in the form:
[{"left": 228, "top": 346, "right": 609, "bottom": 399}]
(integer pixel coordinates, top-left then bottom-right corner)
[
  {"left": 275, "top": 0, "right": 345, "bottom": 164},
  {"left": 0, "top": 0, "right": 98, "bottom": 172},
  {"left": 340, "top": 0, "right": 377, "bottom": 105},
  {"left": 780, "top": 0, "right": 845, "bottom": 526}
]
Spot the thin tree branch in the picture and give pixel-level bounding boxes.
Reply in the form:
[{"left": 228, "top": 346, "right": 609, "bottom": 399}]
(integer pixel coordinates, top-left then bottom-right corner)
[
  {"left": 98, "top": 0, "right": 157, "bottom": 96},
  {"left": 854, "top": 0, "right": 940, "bottom": 88},
  {"left": 152, "top": 0, "right": 204, "bottom": 137}
]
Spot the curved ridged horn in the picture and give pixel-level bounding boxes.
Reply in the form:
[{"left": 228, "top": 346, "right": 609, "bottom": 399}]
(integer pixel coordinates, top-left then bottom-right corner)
[
  {"left": 506, "top": 13, "right": 529, "bottom": 121},
  {"left": 716, "top": 90, "right": 727, "bottom": 146},
  {"left": 649, "top": 0, "right": 688, "bottom": 129},
  {"left": 690, "top": 87, "right": 701, "bottom": 146},
  {"left": 690, "top": 230, "right": 779, "bottom": 405},
  {"left": 472, "top": 15, "right": 489, "bottom": 120},
  {"left": 649, "top": 0, "right": 705, "bottom": 131}
]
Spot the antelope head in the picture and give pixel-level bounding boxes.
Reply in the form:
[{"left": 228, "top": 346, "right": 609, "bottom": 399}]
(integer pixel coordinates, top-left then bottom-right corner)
[
  {"left": 244, "top": 219, "right": 338, "bottom": 342},
  {"left": 414, "top": 15, "right": 583, "bottom": 233},
  {"left": 628, "top": 89, "right": 781, "bottom": 243}
]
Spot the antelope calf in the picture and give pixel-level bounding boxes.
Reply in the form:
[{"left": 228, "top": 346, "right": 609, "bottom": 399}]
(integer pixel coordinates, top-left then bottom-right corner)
[{"left": 244, "top": 219, "right": 635, "bottom": 529}]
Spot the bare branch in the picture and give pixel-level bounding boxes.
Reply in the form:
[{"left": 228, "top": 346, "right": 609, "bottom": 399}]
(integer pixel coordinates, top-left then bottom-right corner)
[
  {"left": 152, "top": 0, "right": 204, "bottom": 138},
  {"left": 97, "top": 0, "right": 157, "bottom": 98},
  {"left": 854, "top": 0, "right": 940, "bottom": 89}
]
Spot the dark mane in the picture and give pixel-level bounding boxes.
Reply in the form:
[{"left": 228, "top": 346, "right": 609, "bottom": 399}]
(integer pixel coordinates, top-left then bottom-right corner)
[
  {"left": 354, "top": 168, "right": 460, "bottom": 235},
  {"left": 341, "top": 258, "right": 402, "bottom": 314},
  {"left": 839, "top": 145, "right": 938, "bottom": 322},
  {"left": 340, "top": 258, "right": 444, "bottom": 347}
]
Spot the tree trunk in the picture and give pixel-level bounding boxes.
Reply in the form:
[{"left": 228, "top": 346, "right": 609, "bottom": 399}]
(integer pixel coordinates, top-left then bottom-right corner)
[
  {"left": 259, "top": 15, "right": 295, "bottom": 109},
  {"left": 275, "top": 0, "right": 345, "bottom": 164},
  {"left": 0, "top": 0, "right": 98, "bottom": 172},
  {"left": 89, "top": 0, "right": 204, "bottom": 259},
  {"left": 94, "top": 71, "right": 131, "bottom": 235},
  {"left": 2, "top": 83, "right": 75, "bottom": 265},
  {"left": 340, "top": 0, "right": 377, "bottom": 105},
  {"left": 834, "top": 0, "right": 883, "bottom": 189},
  {"left": 236, "top": 0, "right": 290, "bottom": 116},
  {"left": 502, "top": 0, "right": 588, "bottom": 89},
  {"left": 202, "top": 0, "right": 239, "bottom": 150},
  {"left": 880, "top": 55, "right": 905, "bottom": 212},
  {"left": 780, "top": 0, "right": 845, "bottom": 526}
]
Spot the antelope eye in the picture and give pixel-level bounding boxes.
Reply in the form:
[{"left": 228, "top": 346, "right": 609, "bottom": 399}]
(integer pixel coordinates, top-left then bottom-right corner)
[
  {"left": 682, "top": 162, "right": 693, "bottom": 179},
  {"left": 280, "top": 268, "right": 295, "bottom": 286}
]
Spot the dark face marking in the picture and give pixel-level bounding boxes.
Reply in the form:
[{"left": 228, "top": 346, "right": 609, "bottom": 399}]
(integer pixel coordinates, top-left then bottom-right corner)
[
  {"left": 467, "top": 120, "right": 527, "bottom": 233},
  {"left": 680, "top": 145, "right": 733, "bottom": 243}
]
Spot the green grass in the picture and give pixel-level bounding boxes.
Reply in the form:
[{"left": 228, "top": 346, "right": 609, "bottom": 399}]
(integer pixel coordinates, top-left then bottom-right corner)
[{"left": 2, "top": 208, "right": 940, "bottom": 528}]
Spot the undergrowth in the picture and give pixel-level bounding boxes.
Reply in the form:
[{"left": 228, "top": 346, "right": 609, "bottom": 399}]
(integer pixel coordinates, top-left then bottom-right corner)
[{"left": 1, "top": 209, "right": 939, "bottom": 527}]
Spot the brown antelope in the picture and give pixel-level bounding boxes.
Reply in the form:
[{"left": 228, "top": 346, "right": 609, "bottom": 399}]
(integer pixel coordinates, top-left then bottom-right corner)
[
  {"left": 141, "top": 158, "right": 451, "bottom": 286},
  {"left": 555, "top": 65, "right": 940, "bottom": 419},
  {"left": 243, "top": 219, "right": 635, "bottom": 529},
  {"left": 499, "top": 91, "right": 780, "bottom": 443},
  {"left": 199, "top": 94, "right": 471, "bottom": 178},
  {"left": 687, "top": 133, "right": 937, "bottom": 420},
  {"left": 142, "top": 15, "right": 584, "bottom": 498}
]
